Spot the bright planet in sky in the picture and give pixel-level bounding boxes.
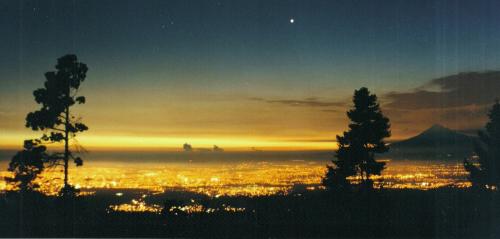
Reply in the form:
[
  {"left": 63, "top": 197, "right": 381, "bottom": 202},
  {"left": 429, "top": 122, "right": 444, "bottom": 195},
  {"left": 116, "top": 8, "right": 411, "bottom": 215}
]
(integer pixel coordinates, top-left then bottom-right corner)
[{"left": 289, "top": 18, "right": 294, "bottom": 23}]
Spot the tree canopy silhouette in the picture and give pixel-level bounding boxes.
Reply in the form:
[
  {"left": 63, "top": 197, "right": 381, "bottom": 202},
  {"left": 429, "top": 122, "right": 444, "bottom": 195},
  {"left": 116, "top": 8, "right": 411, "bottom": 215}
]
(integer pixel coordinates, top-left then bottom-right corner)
[
  {"left": 464, "top": 100, "right": 500, "bottom": 189},
  {"left": 25, "top": 54, "right": 88, "bottom": 196},
  {"left": 5, "top": 140, "right": 47, "bottom": 192},
  {"left": 323, "top": 87, "right": 391, "bottom": 190}
]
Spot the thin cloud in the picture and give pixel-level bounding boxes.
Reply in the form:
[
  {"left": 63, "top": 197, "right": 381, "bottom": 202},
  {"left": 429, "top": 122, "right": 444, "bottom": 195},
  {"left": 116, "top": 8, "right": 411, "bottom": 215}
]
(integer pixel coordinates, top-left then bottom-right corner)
[
  {"left": 284, "top": 138, "right": 337, "bottom": 143},
  {"left": 321, "top": 109, "right": 341, "bottom": 113},
  {"left": 249, "top": 97, "right": 346, "bottom": 108}
]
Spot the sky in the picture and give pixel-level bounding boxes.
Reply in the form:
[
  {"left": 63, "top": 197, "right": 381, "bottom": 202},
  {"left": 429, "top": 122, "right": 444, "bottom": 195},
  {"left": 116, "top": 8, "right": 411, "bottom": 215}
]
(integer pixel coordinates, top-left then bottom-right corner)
[{"left": 1, "top": 0, "right": 500, "bottom": 150}]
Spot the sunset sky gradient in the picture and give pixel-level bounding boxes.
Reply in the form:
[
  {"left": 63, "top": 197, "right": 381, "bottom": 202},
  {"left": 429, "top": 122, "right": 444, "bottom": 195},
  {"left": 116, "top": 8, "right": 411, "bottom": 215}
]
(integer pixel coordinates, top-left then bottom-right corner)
[{"left": 2, "top": 0, "right": 500, "bottom": 150}]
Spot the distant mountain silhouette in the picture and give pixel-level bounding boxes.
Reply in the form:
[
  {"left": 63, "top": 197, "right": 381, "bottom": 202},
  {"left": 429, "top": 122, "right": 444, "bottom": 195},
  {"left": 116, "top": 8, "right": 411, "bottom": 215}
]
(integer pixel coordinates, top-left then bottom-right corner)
[
  {"left": 389, "top": 124, "right": 476, "bottom": 160},
  {"left": 393, "top": 124, "right": 474, "bottom": 148}
]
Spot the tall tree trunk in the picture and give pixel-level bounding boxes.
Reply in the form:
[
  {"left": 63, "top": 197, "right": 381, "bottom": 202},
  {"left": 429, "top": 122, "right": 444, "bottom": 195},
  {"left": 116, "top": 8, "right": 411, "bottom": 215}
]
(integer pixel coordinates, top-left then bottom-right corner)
[{"left": 64, "top": 107, "right": 69, "bottom": 188}]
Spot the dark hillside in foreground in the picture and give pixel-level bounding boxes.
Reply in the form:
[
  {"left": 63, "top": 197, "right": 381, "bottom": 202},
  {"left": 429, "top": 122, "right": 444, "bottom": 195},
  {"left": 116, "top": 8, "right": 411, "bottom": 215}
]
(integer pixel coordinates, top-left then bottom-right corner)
[
  {"left": 389, "top": 124, "right": 477, "bottom": 160},
  {"left": 0, "top": 189, "right": 498, "bottom": 238}
]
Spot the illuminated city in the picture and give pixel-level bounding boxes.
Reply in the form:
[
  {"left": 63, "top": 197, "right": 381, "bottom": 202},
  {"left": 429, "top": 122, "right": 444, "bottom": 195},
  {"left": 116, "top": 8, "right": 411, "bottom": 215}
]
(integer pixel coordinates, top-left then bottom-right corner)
[{"left": 0, "top": 158, "right": 470, "bottom": 197}]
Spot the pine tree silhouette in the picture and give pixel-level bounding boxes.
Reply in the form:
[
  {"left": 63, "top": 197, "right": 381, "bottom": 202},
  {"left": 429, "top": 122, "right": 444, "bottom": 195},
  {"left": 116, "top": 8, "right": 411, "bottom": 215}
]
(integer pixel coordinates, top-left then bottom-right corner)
[
  {"left": 323, "top": 87, "right": 391, "bottom": 190},
  {"left": 25, "top": 54, "right": 88, "bottom": 196},
  {"left": 464, "top": 100, "right": 500, "bottom": 189}
]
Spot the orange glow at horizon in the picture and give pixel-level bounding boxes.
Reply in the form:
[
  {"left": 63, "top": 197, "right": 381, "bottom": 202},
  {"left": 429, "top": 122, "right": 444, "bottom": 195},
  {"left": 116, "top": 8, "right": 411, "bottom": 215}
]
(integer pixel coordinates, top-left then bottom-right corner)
[
  {"left": 78, "top": 135, "right": 337, "bottom": 151},
  {"left": 0, "top": 132, "right": 337, "bottom": 151}
]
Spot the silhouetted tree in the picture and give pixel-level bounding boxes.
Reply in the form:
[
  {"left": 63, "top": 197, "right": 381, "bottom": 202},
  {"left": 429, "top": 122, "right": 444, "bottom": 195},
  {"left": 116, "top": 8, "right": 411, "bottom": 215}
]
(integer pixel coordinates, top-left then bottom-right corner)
[
  {"left": 5, "top": 140, "right": 47, "bottom": 192},
  {"left": 25, "top": 54, "right": 88, "bottom": 196},
  {"left": 464, "top": 100, "right": 500, "bottom": 189},
  {"left": 323, "top": 87, "right": 391, "bottom": 190}
]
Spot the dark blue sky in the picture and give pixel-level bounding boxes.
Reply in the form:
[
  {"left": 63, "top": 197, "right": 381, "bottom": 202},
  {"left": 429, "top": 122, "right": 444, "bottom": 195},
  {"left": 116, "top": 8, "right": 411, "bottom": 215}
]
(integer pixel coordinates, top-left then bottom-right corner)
[
  {"left": 1, "top": 0, "right": 500, "bottom": 148},
  {"left": 3, "top": 0, "right": 500, "bottom": 91}
]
